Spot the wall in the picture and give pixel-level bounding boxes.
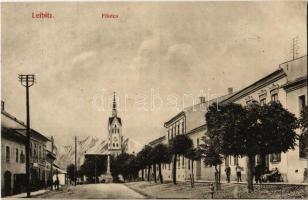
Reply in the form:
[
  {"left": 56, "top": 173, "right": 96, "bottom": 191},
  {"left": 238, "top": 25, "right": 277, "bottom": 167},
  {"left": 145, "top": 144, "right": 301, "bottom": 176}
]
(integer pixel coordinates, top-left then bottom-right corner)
[
  {"left": 1, "top": 137, "right": 26, "bottom": 194},
  {"left": 285, "top": 86, "right": 307, "bottom": 182}
]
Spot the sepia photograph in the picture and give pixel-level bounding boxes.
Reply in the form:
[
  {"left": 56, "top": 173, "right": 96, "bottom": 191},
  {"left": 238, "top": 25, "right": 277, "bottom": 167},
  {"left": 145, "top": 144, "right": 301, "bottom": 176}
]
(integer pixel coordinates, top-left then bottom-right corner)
[{"left": 1, "top": 1, "right": 307, "bottom": 199}]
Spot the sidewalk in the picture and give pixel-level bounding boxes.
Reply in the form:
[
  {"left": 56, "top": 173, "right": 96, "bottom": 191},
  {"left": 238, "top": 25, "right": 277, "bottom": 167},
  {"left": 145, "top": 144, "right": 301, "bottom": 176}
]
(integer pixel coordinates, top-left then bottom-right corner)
[
  {"left": 7, "top": 189, "right": 49, "bottom": 198},
  {"left": 192, "top": 179, "right": 308, "bottom": 186}
]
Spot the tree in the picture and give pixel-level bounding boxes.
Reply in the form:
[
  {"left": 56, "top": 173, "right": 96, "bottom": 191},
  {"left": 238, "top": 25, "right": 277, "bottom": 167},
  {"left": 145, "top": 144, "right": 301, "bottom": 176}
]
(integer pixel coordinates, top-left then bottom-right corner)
[
  {"left": 80, "top": 155, "right": 107, "bottom": 183},
  {"left": 137, "top": 146, "right": 154, "bottom": 182},
  {"left": 170, "top": 135, "right": 193, "bottom": 184},
  {"left": 185, "top": 147, "right": 203, "bottom": 188},
  {"left": 205, "top": 102, "right": 298, "bottom": 192},
  {"left": 200, "top": 136, "right": 222, "bottom": 189},
  {"left": 152, "top": 144, "right": 172, "bottom": 184},
  {"left": 299, "top": 106, "right": 308, "bottom": 167},
  {"left": 66, "top": 164, "right": 76, "bottom": 184}
]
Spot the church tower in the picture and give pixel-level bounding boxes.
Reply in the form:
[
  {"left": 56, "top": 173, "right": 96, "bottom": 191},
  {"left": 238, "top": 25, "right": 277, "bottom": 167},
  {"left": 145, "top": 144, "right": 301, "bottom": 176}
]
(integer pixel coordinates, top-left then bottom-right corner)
[{"left": 107, "top": 92, "right": 123, "bottom": 157}]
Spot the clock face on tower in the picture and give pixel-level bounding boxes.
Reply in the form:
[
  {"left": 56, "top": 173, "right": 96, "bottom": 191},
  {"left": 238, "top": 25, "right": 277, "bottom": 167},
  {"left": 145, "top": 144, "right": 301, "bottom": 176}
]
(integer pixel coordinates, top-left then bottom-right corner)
[{"left": 113, "top": 137, "right": 118, "bottom": 142}]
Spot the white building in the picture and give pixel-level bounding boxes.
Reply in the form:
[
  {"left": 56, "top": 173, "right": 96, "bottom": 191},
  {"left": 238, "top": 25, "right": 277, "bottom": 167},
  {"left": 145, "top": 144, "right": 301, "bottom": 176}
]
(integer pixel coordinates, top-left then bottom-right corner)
[{"left": 146, "top": 55, "right": 307, "bottom": 183}]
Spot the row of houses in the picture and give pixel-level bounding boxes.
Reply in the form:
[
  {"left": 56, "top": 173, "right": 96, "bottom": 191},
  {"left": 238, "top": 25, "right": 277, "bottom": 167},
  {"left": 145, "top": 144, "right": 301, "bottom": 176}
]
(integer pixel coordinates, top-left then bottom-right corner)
[
  {"left": 146, "top": 55, "right": 307, "bottom": 183},
  {"left": 1, "top": 101, "right": 64, "bottom": 196}
]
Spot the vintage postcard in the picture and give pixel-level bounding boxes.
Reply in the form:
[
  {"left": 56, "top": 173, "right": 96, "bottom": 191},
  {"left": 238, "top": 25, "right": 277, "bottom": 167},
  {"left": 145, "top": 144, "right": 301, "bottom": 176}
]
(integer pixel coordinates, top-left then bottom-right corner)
[{"left": 1, "top": 1, "right": 307, "bottom": 199}]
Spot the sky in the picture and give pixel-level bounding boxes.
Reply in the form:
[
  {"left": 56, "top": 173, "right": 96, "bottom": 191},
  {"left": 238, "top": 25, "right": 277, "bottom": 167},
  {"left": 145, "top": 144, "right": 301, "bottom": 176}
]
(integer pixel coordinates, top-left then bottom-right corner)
[{"left": 1, "top": 1, "right": 307, "bottom": 147}]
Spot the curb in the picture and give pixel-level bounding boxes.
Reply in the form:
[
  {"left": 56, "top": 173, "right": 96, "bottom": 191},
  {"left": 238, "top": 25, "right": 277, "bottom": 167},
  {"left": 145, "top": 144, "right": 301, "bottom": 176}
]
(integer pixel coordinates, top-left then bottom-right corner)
[{"left": 124, "top": 184, "right": 153, "bottom": 199}]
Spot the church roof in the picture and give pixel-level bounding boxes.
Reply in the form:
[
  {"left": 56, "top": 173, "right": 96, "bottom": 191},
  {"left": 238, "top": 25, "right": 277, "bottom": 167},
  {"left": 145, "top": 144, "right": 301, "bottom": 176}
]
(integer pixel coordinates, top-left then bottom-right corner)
[{"left": 108, "top": 116, "right": 122, "bottom": 125}]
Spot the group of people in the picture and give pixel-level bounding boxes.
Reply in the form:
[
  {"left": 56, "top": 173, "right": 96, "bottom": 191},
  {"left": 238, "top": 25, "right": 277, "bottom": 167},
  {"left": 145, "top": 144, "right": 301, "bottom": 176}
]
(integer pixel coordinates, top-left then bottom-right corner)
[
  {"left": 224, "top": 163, "right": 282, "bottom": 183},
  {"left": 224, "top": 164, "right": 243, "bottom": 183}
]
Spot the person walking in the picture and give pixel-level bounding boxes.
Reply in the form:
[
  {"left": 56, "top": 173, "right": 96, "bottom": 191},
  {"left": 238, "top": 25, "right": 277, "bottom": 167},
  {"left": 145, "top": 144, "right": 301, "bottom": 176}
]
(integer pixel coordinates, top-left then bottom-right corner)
[
  {"left": 225, "top": 165, "right": 231, "bottom": 183},
  {"left": 235, "top": 164, "right": 242, "bottom": 182},
  {"left": 254, "top": 163, "right": 263, "bottom": 184}
]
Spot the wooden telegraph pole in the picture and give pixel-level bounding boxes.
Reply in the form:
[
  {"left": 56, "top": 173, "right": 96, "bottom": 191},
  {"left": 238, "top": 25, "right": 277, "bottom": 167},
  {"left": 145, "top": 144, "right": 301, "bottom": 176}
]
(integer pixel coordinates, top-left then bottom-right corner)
[
  {"left": 18, "top": 74, "right": 35, "bottom": 198},
  {"left": 75, "top": 136, "right": 77, "bottom": 186}
]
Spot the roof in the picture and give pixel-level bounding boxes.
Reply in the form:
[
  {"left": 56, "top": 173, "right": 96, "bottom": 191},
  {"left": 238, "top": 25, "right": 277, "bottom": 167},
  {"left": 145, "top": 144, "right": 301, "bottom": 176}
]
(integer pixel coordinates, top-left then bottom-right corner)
[
  {"left": 2, "top": 110, "right": 50, "bottom": 142},
  {"left": 108, "top": 116, "right": 122, "bottom": 125},
  {"left": 149, "top": 135, "right": 166, "bottom": 146},
  {"left": 164, "top": 93, "right": 233, "bottom": 134},
  {"left": 282, "top": 76, "right": 308, "bottom": 92},
  {"left": 221, "top": 68, "right": 286, "bottom": 104}
]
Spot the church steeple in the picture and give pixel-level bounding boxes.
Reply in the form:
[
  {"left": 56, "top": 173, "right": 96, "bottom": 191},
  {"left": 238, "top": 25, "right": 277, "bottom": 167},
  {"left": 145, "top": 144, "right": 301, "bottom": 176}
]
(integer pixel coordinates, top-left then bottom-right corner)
[{"left": 112, "top": 92, "right": 117, "bottom": 117}]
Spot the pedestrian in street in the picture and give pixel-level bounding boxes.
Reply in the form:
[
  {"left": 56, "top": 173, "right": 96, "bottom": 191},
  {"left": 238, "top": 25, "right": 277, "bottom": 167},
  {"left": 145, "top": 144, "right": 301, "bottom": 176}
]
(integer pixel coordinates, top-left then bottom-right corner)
[
  {"left": 225, "top": 165, "right": 231, "bottom": 183},
  {"left": 304, "top": 168, "right": 308, "bottom": 183},
  {"left": 56, "top": 176, "right": 60, "bottom": 190},
  {"left": 235, "top": 164, "right": 242, "bottom": 182},
  {"left": 254, "top": 163, "right": 263, "bottom": 184}
]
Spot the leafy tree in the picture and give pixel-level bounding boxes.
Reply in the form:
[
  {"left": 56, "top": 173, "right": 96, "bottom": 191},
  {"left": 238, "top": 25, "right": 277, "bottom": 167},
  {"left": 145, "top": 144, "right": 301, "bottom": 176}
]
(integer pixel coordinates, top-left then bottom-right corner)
[
  {"left": 111, "top": 153, "right": 139, "bottom": 181},
  {"left": 170, "top": 135, "right": 193, "bottom": 184},
  {"left": 185, "top": 147, "right": 203, "bottom": 187},
  {"left": 136, "top": 151, "right": 146, "bottom": 181},
  {"left": 80, "top": 155, "right": 107, "bottom": 183},
  {"left": 205, "top": 102, "right": 298, "bottom": 192},
  {"left": 66, "top": 164, "right": 76, "bottom": 183},
  {"left": 137, "top": 146, "right": 154, "bottom": 181},
  {"left": 200, "top": 136, "right": 223, "bottom": 189},
  {"left": 299, "top": 106, "right": 308, "bottom": 163},
  {"left": 152, "top": 144, "right": 172, "bottom": 183}
]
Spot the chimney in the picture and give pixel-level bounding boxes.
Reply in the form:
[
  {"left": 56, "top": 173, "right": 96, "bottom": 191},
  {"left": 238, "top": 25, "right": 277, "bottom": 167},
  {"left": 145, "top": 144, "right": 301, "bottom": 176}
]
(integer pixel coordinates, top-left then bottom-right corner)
[
  {"left": 199, "top": 96, "right": 206, "bottom": 104},
  {"left": 1, "top": 101, "right": 4, "bottom": 111},
  {"left": 228, "top": 88, "right": 233, "bottom": 95}
]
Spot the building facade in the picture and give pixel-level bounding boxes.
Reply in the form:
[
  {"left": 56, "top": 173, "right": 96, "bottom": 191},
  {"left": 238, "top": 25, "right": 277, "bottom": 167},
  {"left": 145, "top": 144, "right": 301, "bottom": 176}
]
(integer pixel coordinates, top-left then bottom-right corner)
[
  {"left": 1, "top": 102, "right": 27, "bottom": 196},
  {"left": 1, "top": 101, "right": 58, "bottom": 196},
  {"left": 145, "top": 55, "right": 307, "bottom": 183}
]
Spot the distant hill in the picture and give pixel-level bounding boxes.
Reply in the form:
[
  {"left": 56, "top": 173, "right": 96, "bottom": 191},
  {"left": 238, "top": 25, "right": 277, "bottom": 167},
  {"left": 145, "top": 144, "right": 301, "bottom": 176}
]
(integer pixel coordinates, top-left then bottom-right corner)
[
  {"left": 56, "top": 136, "right": 108, "bottom": 169},
  {"left": 56, "top": 136, "right": 143, "bottom": 170}
]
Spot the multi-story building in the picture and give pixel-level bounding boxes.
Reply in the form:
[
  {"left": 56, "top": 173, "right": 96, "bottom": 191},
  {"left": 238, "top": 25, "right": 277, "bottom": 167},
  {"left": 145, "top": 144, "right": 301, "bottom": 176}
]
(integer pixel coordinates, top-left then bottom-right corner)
[
  {"left": 222, "top": 55, "right": 307, "bottom": 183},
  {"left": 145, "top": 55, "right": 307, "bottom": 183},
  {"left": 1, "top": 101, "right": 56, "bottom": 195},
  {"left": 1, "top": 101, "right": 27, "bottom": 196}
]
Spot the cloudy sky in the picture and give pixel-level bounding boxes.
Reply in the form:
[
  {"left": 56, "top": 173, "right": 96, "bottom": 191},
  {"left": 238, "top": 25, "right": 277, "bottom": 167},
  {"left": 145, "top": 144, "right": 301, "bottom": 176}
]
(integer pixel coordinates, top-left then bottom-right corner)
[{"left": 1, "top": 2, "right": 307, "bottom": 147}]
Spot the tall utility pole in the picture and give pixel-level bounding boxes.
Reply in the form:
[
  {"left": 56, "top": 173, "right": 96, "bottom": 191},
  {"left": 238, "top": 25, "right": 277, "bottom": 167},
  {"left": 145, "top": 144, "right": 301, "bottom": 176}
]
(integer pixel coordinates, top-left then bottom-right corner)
[
  {"left": 18, "top": 74, "right": 35, "bottom": 198},
  {"left": 51, "top": 136, "right": 54, "bottom": 191},
  {"left": 291, "top": 36, "right": 299, "bottom": 60},
  {"left": 75, "top": 136, "right": 77, "bottom": 186}
]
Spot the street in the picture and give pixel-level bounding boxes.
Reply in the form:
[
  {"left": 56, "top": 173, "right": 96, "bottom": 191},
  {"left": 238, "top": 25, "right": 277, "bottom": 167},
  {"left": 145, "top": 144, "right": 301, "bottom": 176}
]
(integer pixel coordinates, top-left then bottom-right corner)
[{"left": 35, "top": 183, "right": 145, "bottom": 199}]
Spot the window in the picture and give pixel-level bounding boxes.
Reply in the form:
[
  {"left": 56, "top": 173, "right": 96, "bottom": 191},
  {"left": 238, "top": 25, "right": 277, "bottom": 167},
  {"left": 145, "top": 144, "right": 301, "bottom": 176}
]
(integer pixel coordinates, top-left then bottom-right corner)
[
  {"left": 197, "top": 138, "right": 200, "bottom": 148},
  {"left": 260, "top": 98, "right": 266, "bottom": 106},
  {"left": 270, "top": 153, "right": 281, "bottom": 163},
  {"left": 234, "top": 156, "right": 238, "bottom": 165},
  {"left": 116, "top": 143, "right": 118, "bottom": 147},
  {"left": 168, "top": 130, "right": 170, "bottom": 140},
  {"left": 113, "top": 143, "right": 115, "bottom": 147},
  {"left": 34, "top": 144, "right": 37, "bottom": 157},
  {"left": 182, "top": 156, "right": 185, "bottom": 169},
  {"left": 299, "top": 133, "right": 308, "bottom": 159},
  {"left": 299, "top": 95, "right": 306, "bottom": 114},
  {"left": 271, "top": 93, "right": 278, "bottom": 102},
  {"left": 178, "top": 123, "right": 180, "bottom": 135},
  {"left": 20, "top": 150, "right": 25, "bottom": 163},
  {"left": 225, "top": 156, "right": 230, "bottom": 166},
  {"left": 177, "top": 156, "right": 181, "bottom": 168},
  {"left": 30, "top": 143, "right": 33, "bottom": 156},
  {"left": 16, "top": 148, "right": 19, "bottom": 163},
  {"left": 188, "top": 159, "right": 191, "bottom": 170},
  {"left": 6, "top": 146, "right": 10, "bottom": 163},
  {"left": 182, "top": 121, "right": 184, "bottom": 134}
]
